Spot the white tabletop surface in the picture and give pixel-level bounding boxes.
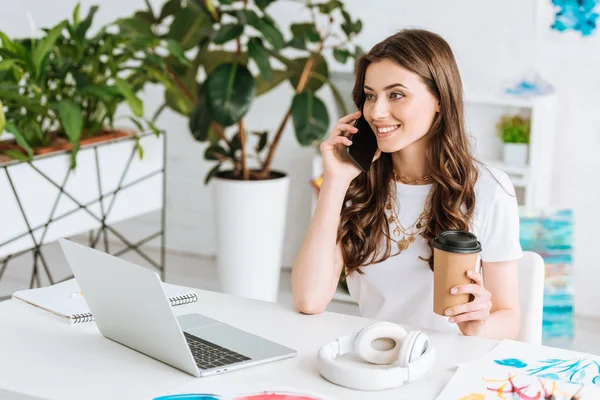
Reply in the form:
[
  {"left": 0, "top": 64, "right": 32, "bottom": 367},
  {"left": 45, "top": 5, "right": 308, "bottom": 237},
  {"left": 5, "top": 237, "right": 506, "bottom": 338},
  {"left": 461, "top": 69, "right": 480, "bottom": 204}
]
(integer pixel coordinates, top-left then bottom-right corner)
[{"left": 0, "top": 285, "right": 501, "bottom": 400}]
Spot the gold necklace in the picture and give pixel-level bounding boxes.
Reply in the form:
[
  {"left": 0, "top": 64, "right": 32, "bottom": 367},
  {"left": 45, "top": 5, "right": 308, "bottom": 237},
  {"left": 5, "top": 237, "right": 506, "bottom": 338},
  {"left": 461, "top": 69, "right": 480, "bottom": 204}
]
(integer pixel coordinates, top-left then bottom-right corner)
[
  {"left": 393, "top": 171, "right": 432, "bottom": 185},
  {"left": 386, "top": 189, "right": 428, "bottom": 253}
]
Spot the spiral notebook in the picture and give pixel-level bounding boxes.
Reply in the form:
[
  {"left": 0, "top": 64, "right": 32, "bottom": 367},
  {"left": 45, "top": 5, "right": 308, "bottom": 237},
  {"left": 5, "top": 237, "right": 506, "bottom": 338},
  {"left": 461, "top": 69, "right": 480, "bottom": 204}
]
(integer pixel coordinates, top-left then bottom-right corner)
[{"left": 12, "top": 278, "right": 198, "bottom": 324}]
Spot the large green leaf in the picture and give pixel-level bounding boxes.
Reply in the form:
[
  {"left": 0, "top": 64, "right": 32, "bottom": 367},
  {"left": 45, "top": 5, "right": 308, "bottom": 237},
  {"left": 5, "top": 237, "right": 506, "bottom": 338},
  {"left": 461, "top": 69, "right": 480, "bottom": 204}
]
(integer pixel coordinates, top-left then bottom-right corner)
[
  {"left": 168, "top": 7, "right": 212, "bottom": 50},
  {"left": 291, "top": 23, "right": 320, "bottom": 43},
  {"left": 213, "top": 24, "right": 244, "bottom": 45},
  {"left": 32, "top": 20, "right": 68, "bottom": 76},
  {"left": 199, "top": 50, "right": 248, "bottom": 75},
  {"left": 115, "top": 78, "right": 143, "bottom": 117},
  {"left": 0, "top": 99, "right": 5, "bottom": 133},
  {"left": 317, "top": 0, "right": 343, "bottom": 13},
  {"left": 204, "top": 144, "right": 229, "bottom": 160},
  {"left": 4, "top": 122, "right": 33, "bottom": 159},
  {"left": 247, "top": 37, "right": 272, "bottom": 81},
  {"left": 159, "top": 0, "right": 182, "bottom": 21},
  {"left": 250, "top": 18, "right": 285, "bottom": 50},
  {"left": 291, "top": 91, "right": 330, "bottom": 146},
  {"left": 54, "top": 100, "right": 83, "bottom": 145},
  {"left": 206, "top": 63, "right": 255, "bottom": 127},
  {"left": 255, "top": 69, "right": 290, "bottom": 96},
  {"left": 189, "top": 85, "right": 211, "bottom": 141},
  {"left": 117, "top": 17, "right": 153, "bottom": 38},
  {"left": 165, "top": 86, "right": 193, "bottom": 116},
  {"left": 289, "top": 54, "right": 329, "bottom": 92},
  {"left": 0, "top": 60, "right": 17, "bottom": 72}
]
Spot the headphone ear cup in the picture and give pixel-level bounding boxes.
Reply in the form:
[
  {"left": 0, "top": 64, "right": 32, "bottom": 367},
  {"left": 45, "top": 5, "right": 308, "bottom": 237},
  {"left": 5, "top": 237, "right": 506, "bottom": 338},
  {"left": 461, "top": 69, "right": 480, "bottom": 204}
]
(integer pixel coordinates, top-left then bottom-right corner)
[
  {"left": 398, "top": 331, "right": 430, "bottom": 368},
  {"left": 354, "top": 322, "right": 407, "bottom": 365}
]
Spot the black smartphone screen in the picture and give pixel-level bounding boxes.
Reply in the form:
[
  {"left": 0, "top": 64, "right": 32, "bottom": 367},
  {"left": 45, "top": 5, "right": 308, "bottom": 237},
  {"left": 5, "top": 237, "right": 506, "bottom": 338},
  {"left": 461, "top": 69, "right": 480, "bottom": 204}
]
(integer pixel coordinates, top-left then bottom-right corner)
[{"left": 346, "top": 116, "right": 378, "bottom": 173}]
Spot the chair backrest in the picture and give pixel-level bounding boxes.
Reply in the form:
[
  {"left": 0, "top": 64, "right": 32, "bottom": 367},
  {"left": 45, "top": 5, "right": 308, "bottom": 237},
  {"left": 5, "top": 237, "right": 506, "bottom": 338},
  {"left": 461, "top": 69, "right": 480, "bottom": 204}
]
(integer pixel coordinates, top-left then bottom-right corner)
[{"left": 516, "top": 251, "right": 545, "bottom": 344}]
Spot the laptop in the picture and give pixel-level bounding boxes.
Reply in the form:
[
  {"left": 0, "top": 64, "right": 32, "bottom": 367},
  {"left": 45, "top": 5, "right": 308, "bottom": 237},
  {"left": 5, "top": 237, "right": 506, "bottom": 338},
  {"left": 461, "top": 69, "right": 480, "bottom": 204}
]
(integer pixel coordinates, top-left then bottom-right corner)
[{"left": 58, "top": 239, "right": 297, "bottom": 377}]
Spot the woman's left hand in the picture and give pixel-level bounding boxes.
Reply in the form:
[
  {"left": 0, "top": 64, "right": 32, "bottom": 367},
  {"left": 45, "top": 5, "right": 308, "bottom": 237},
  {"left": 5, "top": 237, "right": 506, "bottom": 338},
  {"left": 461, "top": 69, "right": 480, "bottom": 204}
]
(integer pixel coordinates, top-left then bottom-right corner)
[{"left": 445, "top": 269, "right": 492, "bottom": 336}]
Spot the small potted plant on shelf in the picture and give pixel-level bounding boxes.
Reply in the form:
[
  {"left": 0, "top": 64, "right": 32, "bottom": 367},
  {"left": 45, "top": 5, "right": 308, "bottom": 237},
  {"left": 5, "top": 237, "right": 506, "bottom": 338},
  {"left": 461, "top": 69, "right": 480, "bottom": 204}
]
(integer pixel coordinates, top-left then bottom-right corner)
[
  {"left": 496, "top": 114, "right": 530, "bottom": 167},
  {"left": 133, "top": 0, "right": 362, "bottom": 302}
]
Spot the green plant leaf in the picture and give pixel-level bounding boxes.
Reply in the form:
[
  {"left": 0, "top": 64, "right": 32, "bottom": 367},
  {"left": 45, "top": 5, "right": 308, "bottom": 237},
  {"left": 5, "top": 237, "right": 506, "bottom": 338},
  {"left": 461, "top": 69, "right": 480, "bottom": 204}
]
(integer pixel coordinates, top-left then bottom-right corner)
[
  {"left": 144, "top": 0, "right": 156, "bottom": 20},
  {"left": 72, "top": 3, "right": 81, "bottom": 25},
  {"left": 164, "top": 39, "right": 190, "bottom": 66},
  {"left": 168, "top": 7, "right": 212, "bottom": 51},
  {"left": 247, "top": 37, "right": 272, "bottom": 81},
  {"left": 255, "top": 69, "right": 290, "bottom": 96},
  {"left": 115, "top": 78, "right": 143, "bottom": 117},
  {"left": 165, "top": 86, "right": 193, "bottom": 116},
  {"left": 75, "top": 5, "right": 99, "bottom": 39},
  {"left": 253, "top": 130, "right": 268, "bottom": 153},
  {"left": 118, "top": 17, "right": 153, "bottom": 38},
  {"left": 199, "top": 50, "right": 248, "bottom": 75},
  {"left": 0, "top": 99, "right": 5, "bottom": 133},
  {"left": 317, "top": 0, "right": 343, "bottom": 13},
  {"left": 54, "top": 100, "right": 83, "bottom": 145},
  {"left": 32, "top": 20, "right": 68, "bottom": 76},
  {"left": 0, "top": 31, "right": 18, "bottom": 53},
  {"left": 213, "top": 24, "right": 244, "bottom": 45},
  {"left": 3, "top": 149, "right": 30, "bottom": 162},
  {"left": 0, "top": 60, "right": 16, "bottom": 72},
  {"left": 289, "top": 54, "right": 329, "bottom": 92},
  {"left": 291, "top": 91, "right": 330, "bottom": 146},
  {"left": 291, "top": 23, "right": 320, "bottom": 43},
  {"left": 4, "top": 122, "right": 33, "bottom": 159},
  {"left": 134, "top": 136, "right": 144, "bottom": 159},
  {"left": 205, "top": 62, "right": 255, "bottom": 126},
  {"left": 204, "top": 144, "right": 229, "bottom": 160},
  {"left": 145, "top": 119, "right": 163, "bottom": 136},
  {"left": 204, "top": 162, "right": 221, "bottom": 185},
  {"left": 255, "top": 0, "right": 276, "bottom": 10},
  {"left": 251, "top": 17, "right": 285, "bottom": 50},
  {"left": 129, "top": 116, "right": 145, "bottom": 132},
  {"left": 134, "top": 11, "right": 156, "bottom": 25},
  {"left": 189, "top": 85, "right": 211, "bottom": 141},
  {"left": 333, "top": 48, "right": 351, "bottom": 63},
  {"left": 159, "top": 0, "right": 182, "bottom": 21},
  {"left": 81, "top": 84, "right": 121, "bottom": 101}
]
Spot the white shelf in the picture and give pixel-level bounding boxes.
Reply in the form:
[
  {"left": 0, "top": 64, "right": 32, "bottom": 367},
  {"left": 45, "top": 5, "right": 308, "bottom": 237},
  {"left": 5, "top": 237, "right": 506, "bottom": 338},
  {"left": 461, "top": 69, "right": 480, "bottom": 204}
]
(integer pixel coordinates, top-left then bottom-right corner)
[{"left": 483, "top": 159, "right": 530, "bottom": 176}]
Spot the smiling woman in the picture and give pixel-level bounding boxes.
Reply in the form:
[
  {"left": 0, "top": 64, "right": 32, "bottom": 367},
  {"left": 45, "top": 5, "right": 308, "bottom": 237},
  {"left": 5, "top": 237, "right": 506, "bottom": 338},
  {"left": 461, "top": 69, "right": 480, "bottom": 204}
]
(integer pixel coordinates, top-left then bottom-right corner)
[{"left": 292, "top": 28, "right": 523, "bottom": 341}]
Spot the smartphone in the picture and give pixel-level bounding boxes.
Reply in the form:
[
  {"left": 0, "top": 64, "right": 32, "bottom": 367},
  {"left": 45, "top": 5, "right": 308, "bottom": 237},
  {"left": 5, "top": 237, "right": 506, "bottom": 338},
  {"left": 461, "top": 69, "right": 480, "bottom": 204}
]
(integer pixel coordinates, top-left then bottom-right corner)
[{"left": 346, "top": 116, "right": 379, "bottom": 173}]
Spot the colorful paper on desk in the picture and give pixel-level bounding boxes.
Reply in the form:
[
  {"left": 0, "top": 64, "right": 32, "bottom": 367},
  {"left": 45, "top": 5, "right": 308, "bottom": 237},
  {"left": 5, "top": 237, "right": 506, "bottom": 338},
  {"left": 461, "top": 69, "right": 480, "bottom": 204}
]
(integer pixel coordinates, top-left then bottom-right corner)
[
  {"left": 12, "top": 278, "right": 198, "bottom": 324},
  {"left": 154, "top": 376, "right": 326, "bottom": 400},
  {"left": 436, "top": 339, "right": 600, "bottom": 399}
]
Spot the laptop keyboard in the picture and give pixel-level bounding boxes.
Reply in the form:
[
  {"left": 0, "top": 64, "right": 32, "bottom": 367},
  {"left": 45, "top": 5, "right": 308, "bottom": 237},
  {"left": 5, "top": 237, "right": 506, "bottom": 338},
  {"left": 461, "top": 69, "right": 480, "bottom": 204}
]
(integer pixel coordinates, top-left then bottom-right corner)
[{"left": 184, "top": 332, "right": 251, "bottom": 370}]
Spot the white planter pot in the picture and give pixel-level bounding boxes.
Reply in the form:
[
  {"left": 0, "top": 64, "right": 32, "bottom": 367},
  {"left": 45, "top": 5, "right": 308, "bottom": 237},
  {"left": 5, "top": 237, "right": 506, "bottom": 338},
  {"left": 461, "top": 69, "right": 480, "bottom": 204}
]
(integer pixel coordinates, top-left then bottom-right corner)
[
  {"left": 213, "top": 171, "right": 290, "bottom": 302},
  {"left": 503, "top": 143, "right": 529, "bottom": 167},
  {"left": 0, "top": 132, "right": 164, "bottom": 259}
]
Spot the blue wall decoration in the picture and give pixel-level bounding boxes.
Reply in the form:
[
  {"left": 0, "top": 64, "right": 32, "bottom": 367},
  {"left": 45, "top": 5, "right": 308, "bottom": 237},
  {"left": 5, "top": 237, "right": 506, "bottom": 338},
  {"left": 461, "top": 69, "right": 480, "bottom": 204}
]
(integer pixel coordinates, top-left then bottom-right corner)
[
  {"left": 551, "top": 0, "right": 600, "bottom": 36},
  {"left": 519, "top": 208, "right": 575, "bottom": 347}
]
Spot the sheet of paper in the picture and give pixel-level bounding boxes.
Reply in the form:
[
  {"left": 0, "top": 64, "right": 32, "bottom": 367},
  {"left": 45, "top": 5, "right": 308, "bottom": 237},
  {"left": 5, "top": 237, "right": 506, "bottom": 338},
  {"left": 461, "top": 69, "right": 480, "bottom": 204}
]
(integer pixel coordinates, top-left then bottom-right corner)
[{"left": 437, "top": 339, "right": 600, "bottom": 399}]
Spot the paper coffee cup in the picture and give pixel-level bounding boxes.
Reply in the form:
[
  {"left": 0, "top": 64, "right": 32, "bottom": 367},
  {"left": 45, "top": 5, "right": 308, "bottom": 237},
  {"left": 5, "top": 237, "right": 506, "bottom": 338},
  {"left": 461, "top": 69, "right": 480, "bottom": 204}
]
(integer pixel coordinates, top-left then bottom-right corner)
[{"left": 432, "top": 231, "right": 482, "bottom": 316}]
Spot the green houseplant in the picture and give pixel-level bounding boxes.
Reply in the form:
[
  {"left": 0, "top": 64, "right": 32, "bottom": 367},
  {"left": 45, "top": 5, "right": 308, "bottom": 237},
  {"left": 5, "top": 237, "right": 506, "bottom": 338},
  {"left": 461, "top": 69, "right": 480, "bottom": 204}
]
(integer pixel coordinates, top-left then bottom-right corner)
[
  {"left": 496, "top": 115, "right": 530, "bottom": 167},
  {"left": 0, "top": 3, "right": 188, "bottom": 167},
  {"left": 128, "top": 0, "right": 362, "bottom": 302},
  {"left": 133, "top": 0, "right": 362, "bottom": 182}
]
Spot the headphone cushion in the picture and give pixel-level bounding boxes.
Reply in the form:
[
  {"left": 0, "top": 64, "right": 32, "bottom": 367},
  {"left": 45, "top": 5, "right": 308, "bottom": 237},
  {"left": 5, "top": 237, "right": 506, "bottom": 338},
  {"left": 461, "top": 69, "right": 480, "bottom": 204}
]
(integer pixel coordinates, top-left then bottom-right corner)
[
  {"left": 354, "top": 322, "right": 407, "bottom": 365},
  {"left": 398, "top": 331, "right": 428, "bottom": 368}
]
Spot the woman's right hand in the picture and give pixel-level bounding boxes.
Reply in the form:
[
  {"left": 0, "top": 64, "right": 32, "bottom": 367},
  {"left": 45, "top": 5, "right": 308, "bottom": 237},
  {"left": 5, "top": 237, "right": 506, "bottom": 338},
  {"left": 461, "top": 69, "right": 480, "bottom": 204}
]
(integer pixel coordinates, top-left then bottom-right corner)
[{"left": 319, "top": 111, "right": 381, "bottom": 185}]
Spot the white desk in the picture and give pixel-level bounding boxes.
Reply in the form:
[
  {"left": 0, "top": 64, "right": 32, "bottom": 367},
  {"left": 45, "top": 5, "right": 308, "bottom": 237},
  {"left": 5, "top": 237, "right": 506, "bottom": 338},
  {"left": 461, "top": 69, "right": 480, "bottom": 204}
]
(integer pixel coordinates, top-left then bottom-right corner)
[{"left": 0, "top": 286, "right": 501, "bottom": 400}]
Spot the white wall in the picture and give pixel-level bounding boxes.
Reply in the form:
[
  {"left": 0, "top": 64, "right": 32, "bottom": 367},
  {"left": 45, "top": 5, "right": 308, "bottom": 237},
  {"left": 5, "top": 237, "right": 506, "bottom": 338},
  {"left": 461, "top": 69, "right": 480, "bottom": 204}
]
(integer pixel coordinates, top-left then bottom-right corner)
[{"left": 2, "top": 0, "right": 599, "bottom": 319}]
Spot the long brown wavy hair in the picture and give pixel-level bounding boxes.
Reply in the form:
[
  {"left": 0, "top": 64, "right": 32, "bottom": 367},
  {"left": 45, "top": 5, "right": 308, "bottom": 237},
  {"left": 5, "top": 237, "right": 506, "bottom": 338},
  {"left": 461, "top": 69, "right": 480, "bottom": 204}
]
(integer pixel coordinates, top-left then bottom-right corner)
[{"left": 338, "top": 28, "right": 479, "bottom": 275}]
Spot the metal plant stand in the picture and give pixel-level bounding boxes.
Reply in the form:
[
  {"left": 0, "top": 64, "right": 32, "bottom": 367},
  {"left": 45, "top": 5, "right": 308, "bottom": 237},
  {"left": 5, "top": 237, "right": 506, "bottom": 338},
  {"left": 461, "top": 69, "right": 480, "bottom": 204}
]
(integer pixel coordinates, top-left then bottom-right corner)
[{"left": 0, "top": 134, "right": 166, "bottom": 300}]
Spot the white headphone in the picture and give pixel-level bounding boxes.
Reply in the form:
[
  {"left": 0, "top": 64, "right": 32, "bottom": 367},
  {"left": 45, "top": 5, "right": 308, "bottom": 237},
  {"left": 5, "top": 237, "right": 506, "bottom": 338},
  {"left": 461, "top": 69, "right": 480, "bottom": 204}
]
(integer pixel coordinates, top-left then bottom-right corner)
[{"left": 316, "top": 322, "right": 436, "bottom": 391}]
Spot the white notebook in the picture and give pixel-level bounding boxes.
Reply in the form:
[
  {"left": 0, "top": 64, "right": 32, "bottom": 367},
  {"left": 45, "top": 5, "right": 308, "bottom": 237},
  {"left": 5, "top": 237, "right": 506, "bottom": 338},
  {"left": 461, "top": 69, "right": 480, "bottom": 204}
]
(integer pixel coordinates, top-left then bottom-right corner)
[{"left": 12, "top": 278, "right": 198, "bottom": 324}]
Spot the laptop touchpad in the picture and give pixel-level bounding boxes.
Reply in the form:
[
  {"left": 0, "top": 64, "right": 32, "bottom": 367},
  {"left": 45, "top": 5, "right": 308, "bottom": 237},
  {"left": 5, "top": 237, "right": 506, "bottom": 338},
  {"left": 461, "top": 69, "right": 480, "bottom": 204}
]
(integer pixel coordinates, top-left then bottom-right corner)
[{"left": 177, "top": 313, "right": 221, "bottom": 330}]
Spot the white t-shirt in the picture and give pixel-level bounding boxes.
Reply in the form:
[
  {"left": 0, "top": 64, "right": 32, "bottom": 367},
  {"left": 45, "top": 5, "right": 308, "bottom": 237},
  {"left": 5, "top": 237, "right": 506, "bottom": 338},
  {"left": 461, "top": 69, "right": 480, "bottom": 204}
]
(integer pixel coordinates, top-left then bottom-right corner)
[{"left": 345, "top": 164, "right": 523, "bottom": 335}]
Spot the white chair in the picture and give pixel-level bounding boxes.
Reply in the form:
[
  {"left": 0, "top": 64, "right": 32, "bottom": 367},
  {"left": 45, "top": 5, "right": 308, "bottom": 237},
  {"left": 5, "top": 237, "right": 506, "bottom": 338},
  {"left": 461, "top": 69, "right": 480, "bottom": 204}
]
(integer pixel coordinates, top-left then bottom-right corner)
[{"left": 516, "top": 251, "right": 546, "bottom": 344}]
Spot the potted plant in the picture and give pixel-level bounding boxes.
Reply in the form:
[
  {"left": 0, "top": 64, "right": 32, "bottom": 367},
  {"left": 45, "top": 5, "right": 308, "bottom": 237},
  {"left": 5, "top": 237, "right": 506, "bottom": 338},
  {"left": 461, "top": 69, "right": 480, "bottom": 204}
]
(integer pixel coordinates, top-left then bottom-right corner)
[
  {"left": 496, "top": 115, "right": 530, "bottom": 167},
  {"left": 0, "top": 4, "right": 189, "bottom": 267},
  {"left": 134, "top": 0, "right": 362, "bottom": 302}
]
